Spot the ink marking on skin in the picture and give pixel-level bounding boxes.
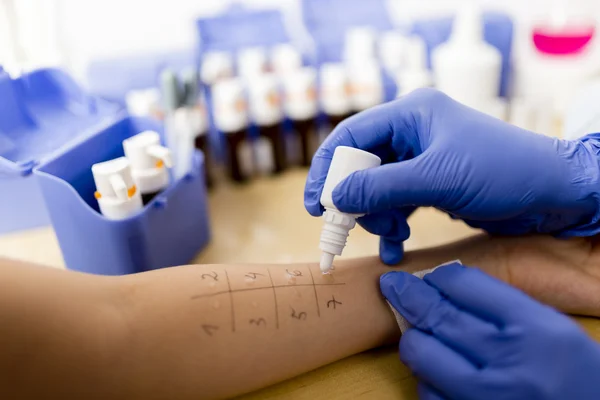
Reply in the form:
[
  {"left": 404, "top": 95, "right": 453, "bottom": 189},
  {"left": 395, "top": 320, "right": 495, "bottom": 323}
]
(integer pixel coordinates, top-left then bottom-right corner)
[
  {"left": 327, "top": 295, "right": 342, "bottom": 310},
  {"left": 286, "top": 269, "right": 303, "bottom": 277},
  {"left": 224, "top": 269, "right": 235, "bottom": 333},
  {"left": 201, "top": 271, "right": 219, "bottom": 281},
  {"left": 202, "top": 324, "right": 219, "bottom": 337},
  {"left": 290, "top": 306, "right": 307, "bottom": 320},
  {"left": 307, "top": 267, "right": 321, "bottom": 318},
  {"left": 267, "top": 268, "right": 280, "bottom": 329},
  {"left": 245, "top": 272, "right": 265, "bottom": 280},
  {"left": 249, "top": 318, "right": 267, "bottom": 327}
]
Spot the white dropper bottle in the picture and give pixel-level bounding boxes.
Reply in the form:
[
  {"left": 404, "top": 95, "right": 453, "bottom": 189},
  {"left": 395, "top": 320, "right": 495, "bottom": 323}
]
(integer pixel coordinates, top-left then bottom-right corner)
[
  {"left": 431, "top": 3, "right": 501, "bottom": 109},
  {"left": 319, "top": 146, "right": 381, "bottom": 273},
  {"left": 347, "top": 60, "right": 384, "bottom": 112},
  {"left": 396, "top": 36, "right": 432, "bottom": 97}
]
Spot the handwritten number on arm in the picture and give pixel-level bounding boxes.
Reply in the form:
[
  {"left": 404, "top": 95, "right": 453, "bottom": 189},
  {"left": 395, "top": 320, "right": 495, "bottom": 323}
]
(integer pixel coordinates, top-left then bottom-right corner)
[
  {"left": 202, "top": 324, "right": 219, "bottom": 337},
  {"left": 327, "top": 295, "right": 343, "bottom": 310},
  {"left": 245, "top": 272, "right": 265, "bottom": 280},
  {"left": 290, "top": 307, "right": 307, "bottom": 320},
  {"left": 201, "top": 271, "right": 219, "bottom": 281},
  {"left": 249, "top": 318, "right": 267, "bottom": 327}
]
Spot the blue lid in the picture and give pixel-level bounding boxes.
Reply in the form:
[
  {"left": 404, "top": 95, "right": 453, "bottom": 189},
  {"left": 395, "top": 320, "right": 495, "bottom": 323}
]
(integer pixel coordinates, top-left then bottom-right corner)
[
  {"left": 0, "top": 68, "right": 120, "bottom": 176},
  {"left": 196, "top": 4, "right": 290, "bottom": 54},
  {"left": 301, "top": 0, "right": 393, "bottom": 63}
]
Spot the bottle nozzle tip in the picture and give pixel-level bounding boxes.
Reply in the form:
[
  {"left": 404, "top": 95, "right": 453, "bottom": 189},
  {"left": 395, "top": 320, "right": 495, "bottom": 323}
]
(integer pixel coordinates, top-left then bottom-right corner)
[{"left": 320, "top": 252, "right": 335, "bottom": 274}]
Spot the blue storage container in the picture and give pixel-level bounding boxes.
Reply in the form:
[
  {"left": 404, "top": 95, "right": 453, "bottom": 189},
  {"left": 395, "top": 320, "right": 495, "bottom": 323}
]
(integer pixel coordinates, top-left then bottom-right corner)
[
  {"left": 0, "top": 68, "right": 120, "bottom": 234},
  {"left": 0, "top": 68, "right": 210, "bottom": 274},
  {"left": 196, "top": 4, "right": 291, "bottom": 56},
  {"left": 301, "top": 0, "right": 394, "bottom": 65}
]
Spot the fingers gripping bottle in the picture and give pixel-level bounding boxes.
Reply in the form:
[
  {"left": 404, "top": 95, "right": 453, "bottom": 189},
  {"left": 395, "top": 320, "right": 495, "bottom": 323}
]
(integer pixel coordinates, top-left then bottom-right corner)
[{"left": 319, "top": 146, "right": 381, "bottom": 273}]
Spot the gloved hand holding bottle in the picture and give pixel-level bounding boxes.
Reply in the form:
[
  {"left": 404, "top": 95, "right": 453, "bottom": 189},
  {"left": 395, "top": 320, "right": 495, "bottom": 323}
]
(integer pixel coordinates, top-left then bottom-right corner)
[
  {"left": 304, "top": 89, "right": 600, "bottom": 264},
  {"left": 380, "top": 263, "right": 600, "bottom": 400}
]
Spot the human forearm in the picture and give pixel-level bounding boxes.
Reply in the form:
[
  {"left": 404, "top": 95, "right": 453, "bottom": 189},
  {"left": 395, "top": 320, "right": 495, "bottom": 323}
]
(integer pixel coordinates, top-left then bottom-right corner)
[
  {"left": 114, "top": 260, "right": 398, "bottom": 399},
  {"left": 4, "top": 233, "right": 600, "bottom": 399}
]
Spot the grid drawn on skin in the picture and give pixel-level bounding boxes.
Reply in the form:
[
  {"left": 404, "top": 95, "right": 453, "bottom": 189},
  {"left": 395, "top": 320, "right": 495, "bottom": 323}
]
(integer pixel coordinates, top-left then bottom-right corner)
[{"left": 191, "top": 268, "right": 346, "bottom": 331}]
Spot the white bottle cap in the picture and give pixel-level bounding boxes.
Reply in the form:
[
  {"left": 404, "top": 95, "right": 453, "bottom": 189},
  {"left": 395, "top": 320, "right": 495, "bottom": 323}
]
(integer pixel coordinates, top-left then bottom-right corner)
[
  {"left": 379, "top": 31, "right": 407, "bottom": 72},
  {"left": 122, "top": 131, "right": 172, "bottom": 195},
  {"left": 125, "top": 88, "right": 161, "bottom": 118},
  {"left": 348, "top": 61, "right": 384, "bottom": 111},
  {"left": 320, "top": 63, "right": 352, "bottom": 116},
  {"left": 200, "top": 51, "right": 234, "bottom": 85},
  {"left": 272, "top": 43, "right": 302, "bottom": 75},
  {"left": 92, "top": 157, "right": 143, "bottom": 220},
  {"left": 248, "top": 72, "right": 283, "bottom": 126},
  {"left": 396, "top": 36, "right": 432, "bottom": 97},
  {"left": 212, "top": 77, "right": 249, "bottom": 133},
  {"left": 318, "top": 146, "right": 381, "bottom": 273},
  {"left": 343, "top": 26, "right": 378, "bottom": 65},
  {"left": 282, "top": 67, "right": 318, "bottom": 121},
  {"left": 238, "top": 47, "right": 269, "bottom": 79}
]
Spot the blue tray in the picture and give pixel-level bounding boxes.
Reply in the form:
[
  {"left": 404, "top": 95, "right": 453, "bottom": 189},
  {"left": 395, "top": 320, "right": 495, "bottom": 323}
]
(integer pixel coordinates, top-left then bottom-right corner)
[{"left": 0, "top": 68, "right": 210, "bottom": 274}]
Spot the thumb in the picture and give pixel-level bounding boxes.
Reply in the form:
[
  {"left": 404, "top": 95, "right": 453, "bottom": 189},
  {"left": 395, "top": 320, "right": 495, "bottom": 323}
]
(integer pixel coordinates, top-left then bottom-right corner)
[{"left": 332, "top": 155, "right": 439, "bottom": 214}]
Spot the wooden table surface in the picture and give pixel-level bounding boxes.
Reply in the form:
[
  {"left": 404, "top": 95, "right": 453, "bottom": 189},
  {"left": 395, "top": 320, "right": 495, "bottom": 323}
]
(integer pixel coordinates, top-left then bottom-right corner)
[{"left": 1, "top": 169, "right": 599, "bottom": 399}]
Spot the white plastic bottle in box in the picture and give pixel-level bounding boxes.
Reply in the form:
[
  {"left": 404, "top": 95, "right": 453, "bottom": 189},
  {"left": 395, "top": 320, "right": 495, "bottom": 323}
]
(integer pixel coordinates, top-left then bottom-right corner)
[
  {"left": 92, "top": 157, "right": 143, "bottom": 220},
  {"left": 396, "top": 36, "right": 432, "bottom": 97}
]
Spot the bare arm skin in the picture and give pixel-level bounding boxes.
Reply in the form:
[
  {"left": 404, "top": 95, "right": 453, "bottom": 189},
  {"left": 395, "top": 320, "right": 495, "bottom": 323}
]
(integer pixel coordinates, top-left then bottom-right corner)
[{"left": 2, "top": 234, "right": 600, "bottom": 399}]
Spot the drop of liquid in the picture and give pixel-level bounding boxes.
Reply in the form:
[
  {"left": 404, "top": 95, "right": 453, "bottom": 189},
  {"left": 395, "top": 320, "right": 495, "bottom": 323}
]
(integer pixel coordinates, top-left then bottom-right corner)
[
  {"left": 209, "top": 282, "right": 216, "bottom": 288},
  {"left": 251, "top": 301, "right": 258, "bottom": 308},
  {"left": 211, "top": 300, "right": 220, "bottom": 309}
]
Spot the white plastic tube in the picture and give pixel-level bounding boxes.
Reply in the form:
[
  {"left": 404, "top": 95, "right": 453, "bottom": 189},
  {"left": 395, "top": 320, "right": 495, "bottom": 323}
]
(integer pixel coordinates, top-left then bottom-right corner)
[{"left": 319, "top": 146, "right": 381, "bottom": 273}]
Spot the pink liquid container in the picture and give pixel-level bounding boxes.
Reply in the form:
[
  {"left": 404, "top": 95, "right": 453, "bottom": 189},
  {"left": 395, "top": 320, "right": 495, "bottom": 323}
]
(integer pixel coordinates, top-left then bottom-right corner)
[{"left": 533, "top": 23, "right": 595, "bottom": 55}]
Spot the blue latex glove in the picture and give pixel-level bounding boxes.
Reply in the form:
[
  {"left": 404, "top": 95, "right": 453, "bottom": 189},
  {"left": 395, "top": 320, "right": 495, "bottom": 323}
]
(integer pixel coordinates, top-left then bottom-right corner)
[
  {"left": 304, "top": 89, "right": 600, "bottom": 265},
  {"left": 380, "top": 263, "right": 600, "bottom": 400}
]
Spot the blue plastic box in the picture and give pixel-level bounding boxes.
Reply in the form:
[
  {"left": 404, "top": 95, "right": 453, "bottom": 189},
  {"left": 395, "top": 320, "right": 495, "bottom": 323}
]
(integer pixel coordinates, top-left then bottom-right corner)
[
  {"left": 0, "top": 68, "right": 210, "bottom": 274},
  {"left": 0, "top": 68, "right": 120, "bottom": 234}
]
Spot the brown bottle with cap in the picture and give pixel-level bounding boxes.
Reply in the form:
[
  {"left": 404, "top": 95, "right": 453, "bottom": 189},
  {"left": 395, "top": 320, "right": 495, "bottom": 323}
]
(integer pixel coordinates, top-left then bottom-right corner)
[
  {"left": 212, "top": 78, "right": 253, "bottom": 183},
  {"left": 283, "top": 67, "right": 319, "bottom": 167},
  {"left": 248, "top": 73, "right": 287, "bottom": 175},
  {"left": 320, "top": 63, "right": 354, "bottom": 137}
]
